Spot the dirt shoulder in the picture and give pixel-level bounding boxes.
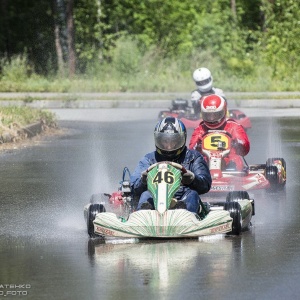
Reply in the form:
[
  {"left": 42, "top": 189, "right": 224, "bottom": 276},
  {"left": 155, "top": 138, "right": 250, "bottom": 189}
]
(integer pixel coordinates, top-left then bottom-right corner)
[{"left": 0, "top": 125, "right": 67, "bottom": 153}]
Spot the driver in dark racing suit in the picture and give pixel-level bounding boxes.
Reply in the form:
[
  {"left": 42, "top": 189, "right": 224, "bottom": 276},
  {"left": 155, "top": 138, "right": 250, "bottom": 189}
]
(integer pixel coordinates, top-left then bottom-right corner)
[{"left": 130, "top": 117, "right": 212, "bottom": 213}]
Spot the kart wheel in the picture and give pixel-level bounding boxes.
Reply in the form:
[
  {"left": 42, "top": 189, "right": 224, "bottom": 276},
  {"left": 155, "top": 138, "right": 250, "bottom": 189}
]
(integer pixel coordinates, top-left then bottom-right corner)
[
  {"left": 87, "top": 204, "right": 106, "bottom": 238},
  {"left": 90, "top": 193, "right": 109, "bottom": 204},
  {"left": 266, "top": 157, "right": 286, "bottom": 169},
  {"left": 266, "top": 157, "right": 287, "bottom": 191},
  {"left": 226, "top": 191, "right": 255, "bottom": 216},
  {"left": 225, "top": 201, "right": 242, "bottom": 235},
  {"left": 226, "top": 191, "right": 250, "bottom": 202},
  {"left": 265, "top": 165, "right": 279, "bottom": 192}
]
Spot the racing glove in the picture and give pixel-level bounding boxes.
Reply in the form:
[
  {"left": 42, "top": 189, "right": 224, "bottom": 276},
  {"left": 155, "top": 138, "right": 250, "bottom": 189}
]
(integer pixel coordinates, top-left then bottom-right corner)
[
  {"left": 141, "top": 170, "right": 148, "bottom": 185},
  {"left": 232, "top": 139, "right": 245, "bottom": 155},
  {"left": 181, "top": 170, "right": 195, "bottom": 185}
]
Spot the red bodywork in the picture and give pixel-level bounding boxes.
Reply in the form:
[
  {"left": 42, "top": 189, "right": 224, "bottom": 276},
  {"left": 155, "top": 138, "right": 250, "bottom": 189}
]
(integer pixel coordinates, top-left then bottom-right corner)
[
  {"left": 209, "top": 169, "right": 270, "bottom": 193},
  {"left": 158, "top": 109, "right": 251, "bottom": 130},
  {"left": 228, "top": 109, "right": 252, "bottom": 131},
  {"left": 200, "top": 132, "right": 270, "bottom": 193},
  {"left": 108, "top": 191, "right": 124, "bottom": 208}
]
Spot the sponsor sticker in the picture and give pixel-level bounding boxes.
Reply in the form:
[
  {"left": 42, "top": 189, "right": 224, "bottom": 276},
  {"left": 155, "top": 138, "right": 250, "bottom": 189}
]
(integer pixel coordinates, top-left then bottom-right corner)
[
  {"left": 210, "top": 223, "right": 231, "bottom": 233},
  {"left": 95, "top": 225, "right": 115, "bottom": 236},
  {"left": 211, "top": 185, "right": 234, "bottom": 191}
]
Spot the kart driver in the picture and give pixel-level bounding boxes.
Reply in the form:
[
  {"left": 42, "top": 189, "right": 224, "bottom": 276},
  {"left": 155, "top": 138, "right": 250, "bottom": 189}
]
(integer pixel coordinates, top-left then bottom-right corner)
[
  {"left": 130, "top": 117, "right": 212, "bottom": 213},
  {"left": 189, "top": 94, "right": 250, "bottom": 171},
  {"left": 191, "top": 67, "right": 226, "bottom": 115}
]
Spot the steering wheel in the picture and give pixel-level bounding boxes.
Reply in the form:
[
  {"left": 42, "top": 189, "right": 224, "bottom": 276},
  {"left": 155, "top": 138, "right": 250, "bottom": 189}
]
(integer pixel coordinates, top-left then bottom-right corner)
[{"left": 146, "top": 161, "right": 187, "bottom": 174}]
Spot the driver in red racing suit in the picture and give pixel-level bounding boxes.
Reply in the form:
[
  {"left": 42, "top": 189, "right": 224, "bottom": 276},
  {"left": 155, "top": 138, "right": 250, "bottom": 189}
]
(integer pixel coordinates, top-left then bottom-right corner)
[{"left": 189, "top": 94, "right": 250, "bottom": 171}]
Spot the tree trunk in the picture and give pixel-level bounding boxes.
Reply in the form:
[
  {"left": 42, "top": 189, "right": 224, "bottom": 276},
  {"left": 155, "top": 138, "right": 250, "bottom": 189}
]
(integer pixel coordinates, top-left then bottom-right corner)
[
  {"left": 231, "top": 0, "right": 236, "bottom": 18},
  {"left": 66, "top": 0, "right": 76, "bottom": 77},
  {"left": 51, "top": 0, "right": 65, "bottom": 76}
]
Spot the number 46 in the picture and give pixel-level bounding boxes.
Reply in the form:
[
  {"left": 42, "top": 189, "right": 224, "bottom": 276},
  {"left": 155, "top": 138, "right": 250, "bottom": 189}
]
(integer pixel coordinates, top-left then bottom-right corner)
[{"left": 153, "top": 171, "right": 174, "bottom": 184}]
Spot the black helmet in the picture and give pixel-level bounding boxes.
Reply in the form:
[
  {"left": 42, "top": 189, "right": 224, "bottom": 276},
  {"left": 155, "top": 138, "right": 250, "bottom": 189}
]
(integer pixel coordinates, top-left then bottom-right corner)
[{"left": 154, "top": 117, "right": 187, "bottom": 158}]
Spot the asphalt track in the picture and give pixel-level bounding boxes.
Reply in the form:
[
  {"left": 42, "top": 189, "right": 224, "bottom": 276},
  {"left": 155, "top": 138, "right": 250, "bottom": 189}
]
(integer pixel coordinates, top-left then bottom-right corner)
[{"left": 0, "top": 104, "right": 299, "bottom": 300}]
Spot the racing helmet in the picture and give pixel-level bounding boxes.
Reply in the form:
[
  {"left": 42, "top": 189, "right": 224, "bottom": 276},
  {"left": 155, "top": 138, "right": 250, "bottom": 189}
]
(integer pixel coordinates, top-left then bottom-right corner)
[
  {"left": 192, "top": 67, "right": 213, "bottom": 93},
  {"left": 154, "top": 117, "right": 187, "bottom": 158},
  {"left": 201, "top": 94, "right": 227, "bottom": 129}
]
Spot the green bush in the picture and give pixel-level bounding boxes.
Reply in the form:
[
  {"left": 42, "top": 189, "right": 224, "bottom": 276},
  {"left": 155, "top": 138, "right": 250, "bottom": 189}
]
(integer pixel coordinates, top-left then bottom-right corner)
[
  {"left": 0, "top": 106, "right": 56, "bottom": 131},
  {"left": 0, "top": 38, "right": 300, "bottom": 92},
  {"left": 0, "top": 55, "right": 29, "bottom": 82}
]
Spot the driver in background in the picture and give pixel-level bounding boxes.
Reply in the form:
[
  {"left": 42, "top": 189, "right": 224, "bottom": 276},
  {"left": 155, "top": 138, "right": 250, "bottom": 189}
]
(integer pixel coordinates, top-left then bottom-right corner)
[
  {"left": 130, "top": 117, "right": 212, "bottom": 213},
  {"left": 189, "top": 94, "right": 250, "bottom": 171},
  {"left": 191, "top": 67, "right": 226, "bottom": 115}
]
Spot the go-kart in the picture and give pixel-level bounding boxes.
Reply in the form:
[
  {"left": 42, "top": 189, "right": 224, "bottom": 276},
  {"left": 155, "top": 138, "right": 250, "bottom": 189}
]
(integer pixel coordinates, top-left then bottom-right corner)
[
  {"left": 158, "top": 98, "right": 252, "bottom": 130},
  {"left": 86, "top": 167, "right": 134, "bottom": 221},
  {"left": 84, "top": 162, "right": 254, "bottom": 240},
  {"left": 198, "top": 131, "right": 287, "bottom": 195},
  {"left": 228, "top": 109, "right": 252, "bottom": 131}
]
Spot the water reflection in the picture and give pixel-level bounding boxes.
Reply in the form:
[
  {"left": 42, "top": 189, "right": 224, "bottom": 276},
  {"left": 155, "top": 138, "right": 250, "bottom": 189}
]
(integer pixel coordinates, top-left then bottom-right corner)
[{"left": 87, "top": 236, "right": 248, "bottom": 296}]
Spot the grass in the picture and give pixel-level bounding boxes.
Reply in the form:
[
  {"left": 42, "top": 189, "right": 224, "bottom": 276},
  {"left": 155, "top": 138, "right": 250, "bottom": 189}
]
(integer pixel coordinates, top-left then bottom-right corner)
[
  {"left": 1, "top": 74, "right": 300, "bottom": 94},
  {"left": 1, "top": 50, "right": 300, "bottom": 94},
  {"left": 0, "top": 107, "right": 57, "bottom": 135}
]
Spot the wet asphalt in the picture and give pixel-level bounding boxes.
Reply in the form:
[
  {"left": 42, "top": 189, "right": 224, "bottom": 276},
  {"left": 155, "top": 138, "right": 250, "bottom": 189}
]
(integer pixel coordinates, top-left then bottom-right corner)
[{"left": 0, "top": 106, "right": 299, "bottom": 300}]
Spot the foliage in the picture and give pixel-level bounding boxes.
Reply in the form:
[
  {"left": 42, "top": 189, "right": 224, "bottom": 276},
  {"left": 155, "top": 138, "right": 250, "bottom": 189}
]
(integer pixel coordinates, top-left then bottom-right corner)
[
  {"left": 260, "top": 0, "right": 300, "bottom": 80},
  {"left": 0, "top": 0, "right": 299, "bottom": 91},
  {"left": 0, "top": 55, "right": 29, "bottom": 82},
  {"left": 74, "top": 0, "right": 103, "bottom": 72}
]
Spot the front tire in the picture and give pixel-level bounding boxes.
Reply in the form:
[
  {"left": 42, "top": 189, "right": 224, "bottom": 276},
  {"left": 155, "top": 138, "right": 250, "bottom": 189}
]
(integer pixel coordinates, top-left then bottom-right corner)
[
  {"left": 226, "top": 191, "right": 250, "bottom": 202},
  {"left": 224, "top": 201, "right": 242, "bottom": 235},
  {"left": 87, "top": 204, "right": 106, "bottom": 238}
]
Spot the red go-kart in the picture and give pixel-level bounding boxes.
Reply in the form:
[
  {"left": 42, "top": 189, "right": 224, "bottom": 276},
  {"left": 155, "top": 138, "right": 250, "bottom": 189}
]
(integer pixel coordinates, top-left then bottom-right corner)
[
  {"left": 158, "top": 99, "right": 252, "bottom": 130},
  {"left": 198, "top": 131, "right": 286, "bottom": 196}
]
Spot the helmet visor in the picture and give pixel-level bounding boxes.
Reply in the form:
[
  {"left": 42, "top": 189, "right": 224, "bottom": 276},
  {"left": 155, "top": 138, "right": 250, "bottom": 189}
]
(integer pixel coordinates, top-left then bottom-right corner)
[
  {"left": 202, "top": 110, "right": 225, "bottom": 124},
  {"left": 154, "top": 132, "right": 185, "bottom": 152},
  {"left": 195, "top": 77, "right": 212, "bottom": 87}
]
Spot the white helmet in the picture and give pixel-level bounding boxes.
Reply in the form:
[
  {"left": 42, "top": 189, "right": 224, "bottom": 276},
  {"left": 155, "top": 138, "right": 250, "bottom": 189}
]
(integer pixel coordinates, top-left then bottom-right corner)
[{"left": 192, "top": 67, "right": 213, "bottom": 93}]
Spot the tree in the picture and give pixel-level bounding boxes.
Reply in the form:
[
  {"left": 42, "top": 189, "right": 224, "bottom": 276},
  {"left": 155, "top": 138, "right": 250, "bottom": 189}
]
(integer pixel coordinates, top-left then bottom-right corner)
[
  {"left": 261, "top": 0, "right": 300, "bottom": 76},
  {"left": 52, "top": 0, "right": 65, "bottom": 76},
  {"left": 66, "top": 0, "right": 76, "bottom": 76}
]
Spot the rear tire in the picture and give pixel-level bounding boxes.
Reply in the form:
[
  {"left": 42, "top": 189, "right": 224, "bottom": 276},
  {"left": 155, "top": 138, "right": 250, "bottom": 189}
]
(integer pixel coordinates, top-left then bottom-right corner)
[
  {"left": 225, "top": 201, "right": 242, "bottom": 235},
  {"left": 226, "top": 190, "right": 255, "bottom": 216},
  {"left": 87, "top": 204, "right": 106, "bottom": 238},
  {"left": 226, "top": 191, "right": 250, "bottom": 202},
  {"left": 266, "top": 157, "right": 286, "bottom": 191},
  {"left": 265, "top": 165, "right": 279, "bottom": 192}
]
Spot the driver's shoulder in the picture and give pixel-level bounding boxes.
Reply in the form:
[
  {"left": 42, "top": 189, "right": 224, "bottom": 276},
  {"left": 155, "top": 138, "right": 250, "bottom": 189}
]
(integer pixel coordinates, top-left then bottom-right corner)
[
  {"left": 226, "top": 118, "right": 240, "bottom": 125},
  {"left": 144, "top": 151, "right": 157, "bottom": 164},
  {"left": 185, "top": 148, "right": 203, "bottom": 162}
]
